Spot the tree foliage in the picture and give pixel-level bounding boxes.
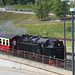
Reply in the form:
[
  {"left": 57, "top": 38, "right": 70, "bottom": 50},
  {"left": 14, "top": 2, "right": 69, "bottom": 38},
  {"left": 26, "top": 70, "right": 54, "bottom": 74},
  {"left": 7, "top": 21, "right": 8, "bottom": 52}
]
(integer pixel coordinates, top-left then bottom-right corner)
[
  {"left": 34, "top": 0, "right": 49, "bottom": 20},
  {"left": 2, "top": 0, "right": 35, "bottom": 5},
  {"left": 49, "top": 0, "right": 70, "bottom": 18},
  {"left": 70, "top": 0, "right": 75, "bottom": 8},
  {"left": 0, "top": 0, "right": 4, "bottom": 6},
  {"left": 0, "top": 0, "right": 71, "bottom": 18}
]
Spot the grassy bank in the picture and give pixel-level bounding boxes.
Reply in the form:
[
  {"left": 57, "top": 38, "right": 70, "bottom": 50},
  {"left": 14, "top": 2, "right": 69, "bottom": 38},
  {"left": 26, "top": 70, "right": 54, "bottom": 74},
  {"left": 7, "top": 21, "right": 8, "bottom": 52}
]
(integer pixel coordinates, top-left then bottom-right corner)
[
  {"left": 17, "top": 21, "right": 72, "bottom": 38},
  {"left": 5, "top": 4, "right": 34, "bottom": 12},
  {"left": 0, "top": 12, "right": 75, "bottom": 39}
]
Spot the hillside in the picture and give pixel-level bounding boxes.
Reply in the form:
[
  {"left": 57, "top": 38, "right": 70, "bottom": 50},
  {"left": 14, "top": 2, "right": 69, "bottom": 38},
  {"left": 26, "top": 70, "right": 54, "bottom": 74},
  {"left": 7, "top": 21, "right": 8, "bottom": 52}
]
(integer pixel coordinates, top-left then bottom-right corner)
[{"left": 0, "top": 12, "right": 74, "bottom": 38}]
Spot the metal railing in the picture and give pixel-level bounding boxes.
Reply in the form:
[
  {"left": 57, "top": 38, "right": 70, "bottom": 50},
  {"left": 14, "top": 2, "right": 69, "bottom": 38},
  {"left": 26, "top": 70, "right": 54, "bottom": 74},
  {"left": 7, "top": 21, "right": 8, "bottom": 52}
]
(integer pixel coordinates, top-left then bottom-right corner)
[{"left": 0, "top": 46, "right": 73, "bottom": 71}]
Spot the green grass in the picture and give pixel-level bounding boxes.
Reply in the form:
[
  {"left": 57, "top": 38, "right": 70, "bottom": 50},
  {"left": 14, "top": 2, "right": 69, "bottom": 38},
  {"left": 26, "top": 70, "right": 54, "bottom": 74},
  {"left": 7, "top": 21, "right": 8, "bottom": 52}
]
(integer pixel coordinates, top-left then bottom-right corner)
[
  {"left": 6, "top": 4, "right": 34, "bottom": 12},
  {"left": 0, "top": 12, "right": 75, "bottom": 39},
  {"left": 16, "top": 21, "right": 73, "bottom": 38},
  {"left": 0, "top": 12, "right": 33, "bottom": 20}
]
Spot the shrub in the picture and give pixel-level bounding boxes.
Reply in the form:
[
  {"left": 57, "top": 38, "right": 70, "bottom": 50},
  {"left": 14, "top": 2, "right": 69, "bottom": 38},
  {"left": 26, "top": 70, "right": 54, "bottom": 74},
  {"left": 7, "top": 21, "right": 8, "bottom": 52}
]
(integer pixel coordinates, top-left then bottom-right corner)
[
  {"left": 67, "top": 26, "right": 71, "bottom": 32},
  {"left": 19, "top": 9, "right": 23, "bottom": 11},
  {"left": 15, "top": 8, "right": 18, "bottom": 11}
]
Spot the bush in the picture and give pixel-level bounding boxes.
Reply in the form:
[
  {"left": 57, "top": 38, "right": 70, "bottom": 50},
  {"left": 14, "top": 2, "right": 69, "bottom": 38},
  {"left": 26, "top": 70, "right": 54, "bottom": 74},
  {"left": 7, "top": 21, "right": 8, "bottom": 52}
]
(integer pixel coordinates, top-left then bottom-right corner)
[
  {"left": 15, "top": 8, "right": 18, "bottom": 11},
  {"left": 19, "top": 9, "right": 23, "bottom": 11},
  {"left": 67, "top": 26, "right": 71, "bottom": 32}
]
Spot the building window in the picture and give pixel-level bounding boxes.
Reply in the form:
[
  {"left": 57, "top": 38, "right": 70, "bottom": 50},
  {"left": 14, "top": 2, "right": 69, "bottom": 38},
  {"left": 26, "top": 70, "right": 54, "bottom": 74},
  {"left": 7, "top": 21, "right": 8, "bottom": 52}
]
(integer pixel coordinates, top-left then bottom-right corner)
[
  {"left": 0, "top": 39, "right": 1, "bottom": 44},
  {"left": 3, "top": 39, "right": 5, "bottom": 45},
  {"left": 6, "top": 40, "right": 8, "bottom": 46}
]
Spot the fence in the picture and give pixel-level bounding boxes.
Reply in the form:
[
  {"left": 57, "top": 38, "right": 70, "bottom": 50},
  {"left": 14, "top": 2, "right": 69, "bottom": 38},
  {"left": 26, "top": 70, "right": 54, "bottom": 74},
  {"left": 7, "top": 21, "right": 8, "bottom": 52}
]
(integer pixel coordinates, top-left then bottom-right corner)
[{"left": 0, "top": 46, "right": 73, "bottom": 71}]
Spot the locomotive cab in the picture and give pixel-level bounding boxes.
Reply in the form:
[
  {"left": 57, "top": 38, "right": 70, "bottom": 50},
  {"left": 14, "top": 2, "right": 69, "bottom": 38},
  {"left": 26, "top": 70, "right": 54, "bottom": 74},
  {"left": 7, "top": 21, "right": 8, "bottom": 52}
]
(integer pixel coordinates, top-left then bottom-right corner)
[
  {"left": 53, "top": 41, "right": 64, "bottom": 59},
  {"left": 43, "top": 39, "right": 64, "bottom": 59}
]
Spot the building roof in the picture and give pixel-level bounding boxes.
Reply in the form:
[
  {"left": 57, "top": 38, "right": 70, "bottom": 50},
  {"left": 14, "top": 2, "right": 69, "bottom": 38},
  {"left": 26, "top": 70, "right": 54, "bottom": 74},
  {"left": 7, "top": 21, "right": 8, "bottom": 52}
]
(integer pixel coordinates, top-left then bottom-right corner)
[{"left": 0, "top": 32, "right": 17, "bottom": 39}]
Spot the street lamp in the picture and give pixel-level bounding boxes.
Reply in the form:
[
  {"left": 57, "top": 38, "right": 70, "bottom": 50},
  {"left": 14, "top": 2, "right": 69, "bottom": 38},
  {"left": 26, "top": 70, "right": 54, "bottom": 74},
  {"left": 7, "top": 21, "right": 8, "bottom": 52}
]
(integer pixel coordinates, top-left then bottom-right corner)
[
  {"left": 70, "top": 8, "right": 75, "bottom": 75},
  {"left": 61, "top": 0, "right": 66, "bottom": 69}
]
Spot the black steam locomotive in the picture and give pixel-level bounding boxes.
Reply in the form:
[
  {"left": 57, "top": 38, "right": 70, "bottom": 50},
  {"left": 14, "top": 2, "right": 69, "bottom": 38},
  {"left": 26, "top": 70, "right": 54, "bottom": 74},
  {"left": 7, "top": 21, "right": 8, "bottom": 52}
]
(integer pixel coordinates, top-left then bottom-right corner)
[
  {"left": 0, "top": 32, "right": 64, "bottom": 66},
  {"left": 0, "top": 32, "right": 64, "bottom": 60},
  {"left": 17, "top": 34, "right": 64, "bottom": 59}
]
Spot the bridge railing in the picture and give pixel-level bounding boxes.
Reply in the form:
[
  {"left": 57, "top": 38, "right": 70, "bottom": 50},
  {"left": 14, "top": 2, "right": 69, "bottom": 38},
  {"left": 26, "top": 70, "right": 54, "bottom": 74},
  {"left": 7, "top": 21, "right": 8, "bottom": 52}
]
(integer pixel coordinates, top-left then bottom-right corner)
[{"left": 0, "top": 46, "right": 72, "bottom": 70}]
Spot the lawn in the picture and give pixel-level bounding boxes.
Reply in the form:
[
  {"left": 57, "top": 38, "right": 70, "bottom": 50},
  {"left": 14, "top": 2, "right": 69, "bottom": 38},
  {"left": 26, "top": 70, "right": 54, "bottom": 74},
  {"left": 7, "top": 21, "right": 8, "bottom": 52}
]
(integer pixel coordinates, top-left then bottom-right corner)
[{"left": 0, "top": 12, "right": 75, "bottom": 39}]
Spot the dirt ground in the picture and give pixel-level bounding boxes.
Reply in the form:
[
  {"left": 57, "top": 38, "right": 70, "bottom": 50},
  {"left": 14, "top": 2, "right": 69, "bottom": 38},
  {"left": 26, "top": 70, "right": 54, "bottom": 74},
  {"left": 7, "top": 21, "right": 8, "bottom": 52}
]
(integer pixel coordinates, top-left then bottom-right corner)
[
  {"left": 66, "top": 46, "right": 73, "bottom": 53},
  {"left": 66, "top": 46, "right": 75, "bottom": 60}
]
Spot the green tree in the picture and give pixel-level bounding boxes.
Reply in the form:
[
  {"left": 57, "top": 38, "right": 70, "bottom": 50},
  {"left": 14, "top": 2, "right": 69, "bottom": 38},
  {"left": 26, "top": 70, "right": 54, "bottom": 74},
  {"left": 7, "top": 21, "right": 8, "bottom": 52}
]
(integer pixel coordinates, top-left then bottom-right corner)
[
  {"left": 27, "top": 0, "right": 35, "bottom": 4},
  {"left": 3, "top": 0, "right": 14, "bottom": 5},
  {"left": 2, "top": 0, "right": 35, "bottom": 6},
  {"left": 13, "top": 0, "right": 18, "bottom": 4},
  {"left": 70, "top": 0, "right": 75, "bottom": 8},
  {"left": 34, "top": 0, "right": 49, "bottom": 20},
  {"left": 50, "top": 0, "right": 70, "bottom": 18},
  {"left": 17, "top": 0, "right": 26, "bottom": 5},
  {"left": 2, "top": 0, "right": 6, "bottom": 5},
  {"left": 0, "top": 0, "right": 4, "bottom": 6},
  {"left": 17, "top": 0, "right": 35, "bottom": 5}
]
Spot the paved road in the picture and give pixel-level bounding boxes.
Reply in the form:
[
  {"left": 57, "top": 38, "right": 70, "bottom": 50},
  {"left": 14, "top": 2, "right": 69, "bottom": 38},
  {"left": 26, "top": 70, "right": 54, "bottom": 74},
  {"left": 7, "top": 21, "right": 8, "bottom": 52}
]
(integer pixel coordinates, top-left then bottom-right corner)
[
  {"left": 0, "top": 70, "right": 30, "bottom": 75},
  {"left": 7, "top": 10, "right": 34, "bottom": 14},
  {"left": 0, "top": 8, "right": 55, "bottom": 15},
  {"left": 0, "top": 66, "right": 58, "bottom": 75},
  {"left": 7, "top": 10, "right": 55, "bottom": 15}
]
